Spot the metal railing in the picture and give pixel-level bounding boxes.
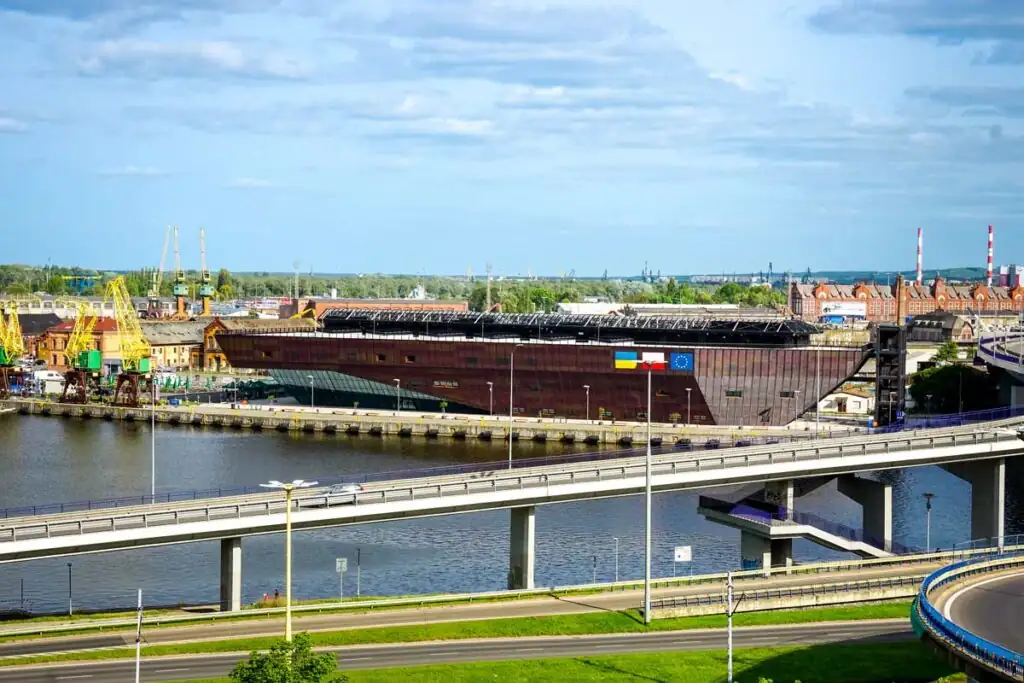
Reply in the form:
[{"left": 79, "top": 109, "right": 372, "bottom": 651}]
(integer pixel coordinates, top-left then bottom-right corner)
[
  {"left": 916, "top": 548, "right": 1024, "bottom": 680},
  {"left": 0, "top": 428, "right": 1017, "bottom": 546},
  {"left": 652, "top": 575, "right": 920, "bottom": 610},
  {"left": 698, "top": 495, "right": 919, "bottom": 555}
]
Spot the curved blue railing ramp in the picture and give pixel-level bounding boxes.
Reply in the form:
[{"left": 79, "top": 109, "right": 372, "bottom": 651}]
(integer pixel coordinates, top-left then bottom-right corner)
[{"left": 914, "top": 550, "right": 1024, "bottom": 681}]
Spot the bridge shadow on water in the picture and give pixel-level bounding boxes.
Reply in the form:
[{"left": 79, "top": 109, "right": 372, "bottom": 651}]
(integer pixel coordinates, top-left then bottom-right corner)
[{"left": 570, "top": 634, "right": 954, "bottom": 683}]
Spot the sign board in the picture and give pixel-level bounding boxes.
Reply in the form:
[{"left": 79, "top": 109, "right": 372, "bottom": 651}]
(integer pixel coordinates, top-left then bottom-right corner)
[
  {"left": 336, "top": 558, "right": 348, "bottom": 573},
  {"left": 819, "top": 301, "right": 867, "bottom": 318},
  {"left": 673, "top": 545, "right": 692, "bottom": 563}
]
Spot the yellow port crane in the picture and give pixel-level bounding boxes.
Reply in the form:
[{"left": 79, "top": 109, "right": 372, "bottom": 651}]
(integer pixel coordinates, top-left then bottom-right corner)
[
  {"left": 59, "top": 302, "right": 101, "bottom": 404},
  {"left": 107, "top": 275, "right": 152, "bottom": 406},
  {"left": 0, "top": 300, "right": 26, "bottom": 397}
]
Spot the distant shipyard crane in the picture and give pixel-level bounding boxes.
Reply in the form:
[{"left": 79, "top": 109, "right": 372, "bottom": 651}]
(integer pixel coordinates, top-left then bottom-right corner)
[
  {"left": 0, "top": 300, "right": 25, "bottom": 398},
  {"left": 59, "top": 302, "right": 101, "bottom": 404},
  {"left": 171, "top": 226, "right": 190, "bottom": 320},
  {"left": 199, "top": 227, "right": 214, "bottom": 316},
  {"left": 146, "top": 225, "right": 172, "bottom": 319},
  {"left": 107, "top": 276, "right": 152, "bottom": 407}
]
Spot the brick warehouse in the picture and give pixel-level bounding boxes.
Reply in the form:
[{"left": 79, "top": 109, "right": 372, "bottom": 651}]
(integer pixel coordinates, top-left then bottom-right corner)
[{"left": 790, "top": 277, "right": 1024, "bottom": 323}]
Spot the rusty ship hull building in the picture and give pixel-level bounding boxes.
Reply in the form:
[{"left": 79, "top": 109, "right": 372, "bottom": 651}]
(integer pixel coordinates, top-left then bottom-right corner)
[{"left": 216, "top": 310, "right": 869, "bottom": 426}]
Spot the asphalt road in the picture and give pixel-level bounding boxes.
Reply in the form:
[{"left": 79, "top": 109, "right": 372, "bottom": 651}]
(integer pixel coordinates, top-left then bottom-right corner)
[
  {"left": 0, "top": 563, "right": 935, "bottom": 658},
  {"left": 0, "top": 620, "right": 913, "bottom": 682},
  {"left": 942, "top": 569, "right": 1024, "bottom": 653}
]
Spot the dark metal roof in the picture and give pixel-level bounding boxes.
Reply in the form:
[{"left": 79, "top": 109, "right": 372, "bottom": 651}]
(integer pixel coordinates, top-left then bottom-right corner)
[
  {"left": 14, "top": 313, "right": 63, "bottom": 335},
  {"left": 319, "top": 309, "right": 821, "bottom": 347}
]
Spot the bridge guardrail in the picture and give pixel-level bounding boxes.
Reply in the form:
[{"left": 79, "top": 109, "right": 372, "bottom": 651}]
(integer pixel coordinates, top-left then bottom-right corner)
[
  {"left": 916, "top": 545, "right": 1024, "bottom": 680},
  {"left": 1, "top": 428, "right": 1018, "bottom": 543},
  {"left": 0, "top": 547, "right": 1002, "bottom": 639},
  {"left": 652, "top": 575, "right": 921, "bottom": 611}
]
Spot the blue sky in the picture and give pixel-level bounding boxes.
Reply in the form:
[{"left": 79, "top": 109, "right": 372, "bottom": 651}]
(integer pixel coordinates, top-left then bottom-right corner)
[{"left": 2, "top": 0, "right": 1024, "bottom": 276}]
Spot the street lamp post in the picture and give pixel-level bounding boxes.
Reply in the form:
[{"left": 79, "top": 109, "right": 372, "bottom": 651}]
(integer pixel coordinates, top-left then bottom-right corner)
[
  {"left": 151, "top": 377, "right": 157, "bottom": 499},
  {"left": 393, "top": 378, "right": 401, "bottom": 412},
  {"left": 260, "top": 479, "right": 318, "bottom": 642},
  {"left": 308, "top": 374, "right": 314, "bottom": 409},
  {"left": 815, "top": 346, "right": 821, "bottom": 438},
  {"left": 67, "top": 562, "right": 72, "bottom": 616},
  {"left": 643, "top": 362, "right": 653, "bottom": 625},
  {"left": 923, "top": 492, "right": 935, "bottom": 552},
  {"left": 613, "top": 536, "right": 619, "bottom": 583},
  {"left": 508, "top": 344, "right": 523, "bottom": 469},
  {"left": 487, "top": 381, "right": 493, "bottom": 415},
  {"left": 685, "top": 387, "right": 692, "bottom": 426},
  {"left": 583, "top": 384, "right": 590, "bottom": 421}
]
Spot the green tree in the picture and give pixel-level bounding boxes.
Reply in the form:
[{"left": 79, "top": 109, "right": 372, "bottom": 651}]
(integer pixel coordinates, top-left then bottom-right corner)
[
  {"left": 933, "top": 340, "right": 961, "bottom": 363},
  {"left": 217, "top": 268, "right": 232, "bottom": 290},
  {"left": 218, "top": 283, "right": 235, "bottom": 301},
  {"left": 229, "top": 633, "right": 342, "bottom": 683},
  {"left": 44, "top": 276, "right": 67, "bottom": 295}
]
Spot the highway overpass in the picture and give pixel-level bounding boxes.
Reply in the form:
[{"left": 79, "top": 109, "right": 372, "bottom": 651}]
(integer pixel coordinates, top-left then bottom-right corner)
[{"left": 0, "top": 423, "right": 1021, "bottom": 611}]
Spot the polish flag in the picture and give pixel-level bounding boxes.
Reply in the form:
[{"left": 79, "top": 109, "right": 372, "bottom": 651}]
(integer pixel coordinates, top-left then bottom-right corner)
[{"left": 640, "top": 352, "right": 666, "bottom": 370}]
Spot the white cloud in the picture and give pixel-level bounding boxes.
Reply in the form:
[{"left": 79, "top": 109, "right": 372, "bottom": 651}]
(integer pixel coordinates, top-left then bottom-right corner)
[
  {"left": 100, "top": 165, "right": 168, "bottom": 176},
  {"left": 78, "top": 39, "right": 311, "bottom": 80},
  {"left": 0, "top": 117, "right": 28, "bottom": 133},
  {"left": 228, "top": 177, "right": 273, "bottom": 188}
]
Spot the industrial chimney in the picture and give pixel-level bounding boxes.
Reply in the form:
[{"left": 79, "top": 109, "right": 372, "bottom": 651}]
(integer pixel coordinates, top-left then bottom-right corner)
[
  {"left": 916, "top": 227, "right": 923, "bottom": 286},
  {"left": 987, "top": 224, "right": 994, "bottom": 287}
]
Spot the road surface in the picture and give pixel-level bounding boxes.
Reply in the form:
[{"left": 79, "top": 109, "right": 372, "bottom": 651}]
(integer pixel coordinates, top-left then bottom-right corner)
[
  {"left": 0, "top": 620, "right": 913, "bottom": 682},
  {"left": 941, "top": 569, "right": 1024, "bottom": 653},
  {"left": 0, "top": 563, "right": 935, "bottom": 658}
]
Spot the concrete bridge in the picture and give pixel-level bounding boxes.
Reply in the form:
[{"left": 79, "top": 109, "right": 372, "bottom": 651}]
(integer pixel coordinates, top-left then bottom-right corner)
[{"left": 0, "top": 423, "right": 1020, "bottom": 613}]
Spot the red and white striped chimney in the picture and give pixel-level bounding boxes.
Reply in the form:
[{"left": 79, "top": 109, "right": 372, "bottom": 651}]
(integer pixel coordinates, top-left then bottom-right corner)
[
  {"left": 916, "top": 227, "right": 923, "bottom": 286},
  {"left": 987, "top": 224, "right": 994, "bottom": 287}
]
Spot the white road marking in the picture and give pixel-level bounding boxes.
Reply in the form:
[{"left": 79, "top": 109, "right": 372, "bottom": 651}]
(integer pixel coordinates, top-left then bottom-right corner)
[
  {"left": 56, "top": 676, "right": 93, "bottom": 680},
  {"left": 942, "top": 572, "right": 1023, "bottom": 621},
  {"left": 153, "top": 668, "right": 191, "bottom": 673}
]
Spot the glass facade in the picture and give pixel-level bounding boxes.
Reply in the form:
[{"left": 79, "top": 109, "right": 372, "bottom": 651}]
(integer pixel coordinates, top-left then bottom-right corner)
[{"left": 270, "top": 369, "right": 484, "bottom": 414}]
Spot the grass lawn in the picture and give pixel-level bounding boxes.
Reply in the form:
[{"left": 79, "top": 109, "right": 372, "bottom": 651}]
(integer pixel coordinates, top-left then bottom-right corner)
[
  {"left": 175, "top": 642, "right": 963, "bottom": 683},
  {"left": 0, "top": 601, "right": 912, "bottom": 666}
]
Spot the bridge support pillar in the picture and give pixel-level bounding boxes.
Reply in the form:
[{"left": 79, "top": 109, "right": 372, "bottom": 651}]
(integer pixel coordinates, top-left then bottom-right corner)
[
  {"left": 764, "top": 480, "right": 794, "bottom": 519},
  {"left": 220, "top": 536, "right": 242, "bottom": 612},
  {"left": 740, "top": 532, "right": 792, "bottom": 576},
  {"left": 943, "top": 458, "right": 1005, "bottom": 545},
  {"left": 837, "top": 475, "right": 893, "bottom": 552},
  {"left": 508, "top": 506, "right": 535, "bottom": 590}
]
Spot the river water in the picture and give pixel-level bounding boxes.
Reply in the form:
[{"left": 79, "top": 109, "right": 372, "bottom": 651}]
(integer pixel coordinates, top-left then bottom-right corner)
[{"left": 0, "top": 415, "right": 1020, "bottom": 613}]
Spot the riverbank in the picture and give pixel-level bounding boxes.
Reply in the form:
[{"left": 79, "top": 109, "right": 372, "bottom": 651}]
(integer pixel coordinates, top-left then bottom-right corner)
[{"left": 0, "top": 398, "right": 843, "bottom": 446}]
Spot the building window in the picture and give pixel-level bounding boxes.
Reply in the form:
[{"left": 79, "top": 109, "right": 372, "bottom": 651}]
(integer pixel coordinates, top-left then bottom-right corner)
[
  {"left": 496, "top": 358, "right": 509, "bottom": 366},
  {"left": 466, "top": 357, "right": 478, "bottom": 366},
  {"left": 376, "top": 353, "right": 386, "bottom": 362},
  {"left": 779, "top": 390, "right": 796, "bottom": 398},
  {"left": 726, "top": 390, "right": 743, "bottom": 398},
  {"left": 405, "top": 355, "right": 416, "bottom": 363}
]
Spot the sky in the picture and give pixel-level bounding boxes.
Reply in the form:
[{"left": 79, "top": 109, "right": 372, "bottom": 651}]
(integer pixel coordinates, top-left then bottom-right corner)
[{"left": 2, "top": 0, "right": 1024, "bottom": 277}]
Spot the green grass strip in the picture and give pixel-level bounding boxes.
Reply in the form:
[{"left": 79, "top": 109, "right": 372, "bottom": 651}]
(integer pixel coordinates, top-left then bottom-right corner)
[{"left": 0, "top": 601, "right": 912, "bottom": 667}]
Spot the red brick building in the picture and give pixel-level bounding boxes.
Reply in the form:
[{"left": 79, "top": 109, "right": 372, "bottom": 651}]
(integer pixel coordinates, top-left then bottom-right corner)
[{"left": 790, "top": 278, "right": 1024, "bottom": 323}]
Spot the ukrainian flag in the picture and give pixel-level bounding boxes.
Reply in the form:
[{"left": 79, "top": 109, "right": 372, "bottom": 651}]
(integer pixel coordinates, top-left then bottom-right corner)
[{"left": 614, "top": 350, "right": 638, "bottom": 369}]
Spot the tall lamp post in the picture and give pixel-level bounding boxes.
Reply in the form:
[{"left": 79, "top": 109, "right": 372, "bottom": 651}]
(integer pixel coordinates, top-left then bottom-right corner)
[
  {"left": 923, "top": 492, "right": 935, "bottom": 552},
  {"left": 642, "top": 360, "right": 654, "bottom": 625},
  {"left": 613, "top": 536, "right": 619, "bottom": 583},
  {"left": 260, "top": 479, "right": 318, "bottom": 642},
  {"left": 308, "top": 374, "right": 314, "bottom": 409},
  {"left": 685, "top": 387, "right": 692, "bottom": 426},
  {"left": 815, "top": 346, "right": 821, "bottom": 438},
  {"left": 508, "top": 343, "right": 523, "bottom": 469},
  {"left": 151, "top": 377, "right": 157, "bottom": 498},
  {"left": 487, "top": 381, "right": 493, "bottom": 415},
  {"left": 583, "top": 384, "right": 590, "bottom": 421},
  {"left": 393, "top": 378, "right": 401, "bottom": 412}
]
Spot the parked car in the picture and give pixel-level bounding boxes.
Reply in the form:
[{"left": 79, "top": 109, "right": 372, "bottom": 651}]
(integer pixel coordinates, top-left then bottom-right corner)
[{"left": 704, "top": 439, "right": 721, "bottom": 450}]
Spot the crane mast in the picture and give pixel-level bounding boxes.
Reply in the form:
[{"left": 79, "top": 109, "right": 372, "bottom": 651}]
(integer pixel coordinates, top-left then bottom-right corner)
[
  {"left": 199, "top": 227, "right": 214, "bottom": 316},
  {"left": 172, "top": 225, "right": 189, "bottom": 319},
  {"left": 59, "top": 302, "right": 101, "bottom": 404},
  {"left": 107, "top": 276, "right": 152, "bottom": 406},
  {"left": 148, "top": 225, "right": 172, "bottom": 318},
  {"left": 0, "top": 300, "right": 26, "bottom": 397}
]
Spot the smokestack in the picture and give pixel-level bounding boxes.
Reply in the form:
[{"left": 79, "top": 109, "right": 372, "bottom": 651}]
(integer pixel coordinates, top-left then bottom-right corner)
[
  {"left": 916, "top": 227, "right": 923, "bottom": 286},
  {"left": 987, "top": 224, "right": 994, "bottom": 287}
]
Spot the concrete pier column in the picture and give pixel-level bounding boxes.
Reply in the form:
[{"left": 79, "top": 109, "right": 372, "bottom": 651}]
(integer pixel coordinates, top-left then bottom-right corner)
[
  {"left": 764, "top": 480, "right": 795, "bottom": 519},
  {"left": 740, "top": 532, "right": 792, "bottom": 576},
  {"left": 944, "top": 459, "right": 1006, "bottom": 544},
  {"left": 837, "top": 475, "right": 893, "bottom": 552},
  {"left": 508, "top": 506, "right": 536, "bottom": 590},
  {"left": 219, "top": 537, "right": 242, "bottom": 612}
]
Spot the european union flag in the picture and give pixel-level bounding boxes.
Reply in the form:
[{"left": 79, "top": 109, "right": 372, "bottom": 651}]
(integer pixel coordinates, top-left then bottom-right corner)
[{"left": 669, "top": 352, "right": 694, "bottom": 372}]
